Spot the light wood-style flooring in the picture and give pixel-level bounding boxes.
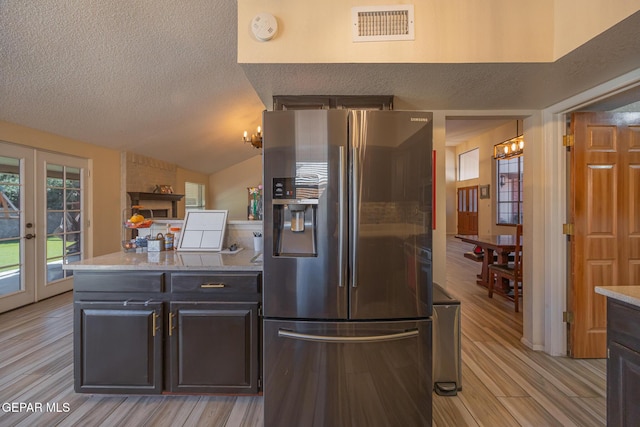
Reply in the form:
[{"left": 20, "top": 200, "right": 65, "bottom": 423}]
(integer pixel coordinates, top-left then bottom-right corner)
[{"left": 0, "top": 236, "right": 605, "bottom": 426}]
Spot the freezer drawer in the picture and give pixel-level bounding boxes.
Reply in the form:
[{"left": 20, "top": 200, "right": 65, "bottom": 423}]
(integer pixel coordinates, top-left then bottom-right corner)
[{"left": 264, "top": 319, "right": 432, "bottom": 427}]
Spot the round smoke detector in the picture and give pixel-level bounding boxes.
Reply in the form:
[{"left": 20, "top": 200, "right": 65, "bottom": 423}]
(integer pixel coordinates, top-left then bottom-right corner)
[{"left": 251, "top": 13, "right": 278, "bottom": 41}]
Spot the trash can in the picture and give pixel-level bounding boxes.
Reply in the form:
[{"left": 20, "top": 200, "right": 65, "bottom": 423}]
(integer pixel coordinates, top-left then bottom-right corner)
[{"left": 432, "top": 282, "right": 462, "bottom": 396}]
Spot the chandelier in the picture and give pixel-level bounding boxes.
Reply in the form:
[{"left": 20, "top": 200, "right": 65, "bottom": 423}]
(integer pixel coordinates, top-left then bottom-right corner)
[
  {"left": 494, "top": 120, "right": 524, "bottom": 160},
  {"left": 242, "top": 126, "right": 262, "bottom": 149}
]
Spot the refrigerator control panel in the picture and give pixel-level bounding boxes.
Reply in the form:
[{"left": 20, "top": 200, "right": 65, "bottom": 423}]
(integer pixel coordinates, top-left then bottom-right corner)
[
  {"left": 273, "top": 177, "right": 295, "bottom": 199},
  {"left": 273, "top": 177, "right": 319, "bottom": 200}
]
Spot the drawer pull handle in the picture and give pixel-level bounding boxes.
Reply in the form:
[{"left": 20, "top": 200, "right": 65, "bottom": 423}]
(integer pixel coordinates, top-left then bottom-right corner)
[
  {"left": 201, "top": 283, "right": 225, "bottom": 288},
  {"left": 168, "top": 312, "right": 175, "bottom": 336}
]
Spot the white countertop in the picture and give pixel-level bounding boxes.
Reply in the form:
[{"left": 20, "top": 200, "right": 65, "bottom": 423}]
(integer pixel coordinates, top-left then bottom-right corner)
[
  {"left": 595, "top": 286, "right": 640, "bottom": 308},
  {"left": 63, "top": 248, "right": 263, "bottom": 271}
]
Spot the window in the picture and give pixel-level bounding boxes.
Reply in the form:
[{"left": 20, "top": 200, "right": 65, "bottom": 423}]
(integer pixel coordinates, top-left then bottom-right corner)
[
  {"left": 46, "top": 163, "right": 84, "bottom": 281},
  {"left": 458, "top": 148, "right": 479, "bottom": 181},
  {"left": 185, "top": 182, "right": 206, "bottom": 210},
  {"left": 496, "top": 156, "right": 523, "bottom": 225}
]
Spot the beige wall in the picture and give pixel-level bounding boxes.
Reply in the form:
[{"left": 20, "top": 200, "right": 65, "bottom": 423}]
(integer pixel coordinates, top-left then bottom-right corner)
[
  {"left": 445, "top": 147, "right": 458, "bottom": 235},
  {"left": 554, "top": 0, "right": 639, "bottom": 58},
  {"left": 0, "top": 121, "right": 210, "bottom": 256},
  {"left": 239, "top": 1, "right": 638, "bottom": 64},
  {"left": 123, "top": 151, "right": 209, "bottom": 219},
  {"left": 176, "top": 168, "right": 209, "bottom": 218},
  {"left": 209, "top": 154, "right": 262, "bottom": 220},
  {"left": 239, "top": 0, "right": 553, "bottom": 63},
  {"left": 0, "top": 120, "right": 122, "bottom": 257}
]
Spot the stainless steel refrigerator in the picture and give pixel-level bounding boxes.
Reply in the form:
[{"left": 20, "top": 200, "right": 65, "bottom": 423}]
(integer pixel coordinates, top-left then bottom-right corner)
[{"left": 263, "top": 109, "right": 433, "bottom": 427}]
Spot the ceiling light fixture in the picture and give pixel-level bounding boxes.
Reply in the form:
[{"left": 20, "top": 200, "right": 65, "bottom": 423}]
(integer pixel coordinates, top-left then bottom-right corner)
[
  {"left": 494, "top": 120, "right": 524, "bottom": 160},
  {"left": 243, "top": 126, "right": 262, "bottom": 149}
]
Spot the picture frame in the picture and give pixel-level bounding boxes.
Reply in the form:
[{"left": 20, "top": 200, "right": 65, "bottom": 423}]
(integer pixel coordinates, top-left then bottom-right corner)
[
  {"left": 176, "top": 210, "right": 228, "bottom": 251},
  {"left": 479, "top": 184, "right": 490, "bottom": 199}
]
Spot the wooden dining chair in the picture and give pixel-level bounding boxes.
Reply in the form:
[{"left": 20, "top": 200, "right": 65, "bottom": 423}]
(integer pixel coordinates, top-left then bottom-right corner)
[{"left": 488, "top": 224, "right": 523, "bottom": 312}]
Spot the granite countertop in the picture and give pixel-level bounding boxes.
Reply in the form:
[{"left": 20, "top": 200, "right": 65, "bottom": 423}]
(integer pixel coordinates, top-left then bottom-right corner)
[
  {"left": 63, "top": 248, "right": 263, "bottom": 272},
  {"left": 595, "top": 286, "right": 640, "bottom": 308}
]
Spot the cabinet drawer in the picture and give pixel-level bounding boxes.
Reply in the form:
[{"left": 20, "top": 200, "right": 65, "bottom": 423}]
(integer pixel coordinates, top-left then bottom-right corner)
[
  {"left": 74, "top": 272, "right": 165, "bottom": 293},
  {"left": 170, "top": 273, "right": 260, "bottom": 294},
  {"left": 608, "top": 299, "right": 640, "bottom": 351}
]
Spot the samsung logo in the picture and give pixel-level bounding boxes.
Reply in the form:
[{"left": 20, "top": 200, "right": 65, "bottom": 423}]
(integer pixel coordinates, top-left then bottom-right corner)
[{"left": 410, "top": 117, "right": 429, "bottom": 122}]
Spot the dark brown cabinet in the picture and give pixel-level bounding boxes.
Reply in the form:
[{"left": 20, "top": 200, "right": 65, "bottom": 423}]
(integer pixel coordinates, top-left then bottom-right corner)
[
  {"left": 74, "top": 301, "right": 163, "bottom": 394},
  {"left": 273, "top": 95, "right": 393, "bottom": 111},
  {"left": 607, "top": 298, "right": 640, "bottom": 426},
  {"left": 168, "top": 301, "right": 259, "bottom": 393},
  {"left": 73, "top": 270, "right": 261, "bottom": 395}
]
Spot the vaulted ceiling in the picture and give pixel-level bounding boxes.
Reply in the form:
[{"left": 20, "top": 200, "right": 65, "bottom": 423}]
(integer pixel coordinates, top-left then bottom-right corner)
[{"left": 1, "top": 2, "right": 639, "bottom": 174}]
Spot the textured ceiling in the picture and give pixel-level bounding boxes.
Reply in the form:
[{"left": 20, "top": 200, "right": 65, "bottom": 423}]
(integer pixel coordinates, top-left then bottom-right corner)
[{"left": 1, "top": 2, "right": 639, "bottom": 174}]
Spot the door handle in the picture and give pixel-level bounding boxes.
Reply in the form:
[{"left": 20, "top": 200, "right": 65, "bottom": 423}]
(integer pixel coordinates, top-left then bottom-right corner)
[
  {"left": 24, "top": 233, "right": 36, "bottom": 240},
  {"left": 152, "top": 312, "right": 159, "bottom": 337},
  {"left": 278, "top": 328, "right": 419, "bottom": 343},
  {"left": 338, "top": 146, "right": 346, "bottom": 288},
  {"left": 350, "top": 112, "right": 363, "bottom": 289}
]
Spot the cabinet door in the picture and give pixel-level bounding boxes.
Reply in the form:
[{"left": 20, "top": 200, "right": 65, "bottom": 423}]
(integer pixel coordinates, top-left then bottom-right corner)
[
  {"left": 273, "top": 95, "right": 393, "bottom": 111},
  {"left": 74, "top": 301, "right": 163, "bottom": 393},
  {"left": 168, "top": 301, "right": 259, "bottom": 393},
  {"left": 608, "top": 341, "right": 640, "bottom": 426},
  {"left": 273, "top": 96, "right": 332, "bottom": 110},
  {"left": 334, "top": 95, "right": 393, "bottom": 110}
]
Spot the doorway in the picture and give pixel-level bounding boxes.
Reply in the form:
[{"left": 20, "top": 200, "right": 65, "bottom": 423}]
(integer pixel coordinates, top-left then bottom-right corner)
[
  {"left": 566, "top": 110, "right": 640, "bottom": 358},
  {"left": 0, "top": 141, "right": 88, "bottom": 312}
]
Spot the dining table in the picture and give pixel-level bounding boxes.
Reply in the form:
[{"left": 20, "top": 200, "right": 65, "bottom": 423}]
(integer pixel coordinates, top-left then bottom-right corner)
[{"left": 455, "top": 234, "right": 519, "bottom": 289}]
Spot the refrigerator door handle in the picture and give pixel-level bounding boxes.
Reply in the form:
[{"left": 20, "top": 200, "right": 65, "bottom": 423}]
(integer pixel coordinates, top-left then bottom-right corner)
[
  {"left": 338, "top": 146, "right": 346, "bottom": 288},
  {"left": 350, "top": 115, "right": 361, "bottom": 289},
  {"left": 278, "top": 328, "right": 419, "bottom": 343}
]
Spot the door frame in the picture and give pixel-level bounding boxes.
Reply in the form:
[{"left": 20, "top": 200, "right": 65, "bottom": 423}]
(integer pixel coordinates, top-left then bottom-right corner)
[
  {"left": 0, "top": 141, "right": 92, "bottom": 312},
  {"left": 36, "top": 150, "right": 89, "bottom": 300},
  {"left": 0, "top": 142, "right": 36, "bottom": 312},
  {"left": 542, "top": 68, "right": 640, "bottom": 356}
]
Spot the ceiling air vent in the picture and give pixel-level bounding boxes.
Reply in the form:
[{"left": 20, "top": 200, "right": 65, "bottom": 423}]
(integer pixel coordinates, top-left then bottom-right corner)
[{"left": 352, "top": 5, "right": 414, "bottom": 42}]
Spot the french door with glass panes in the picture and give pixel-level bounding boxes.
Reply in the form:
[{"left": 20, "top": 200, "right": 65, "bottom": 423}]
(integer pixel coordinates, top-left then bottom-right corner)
[{"left": 0, "top": 141, "right": 88, "bottom": 312}]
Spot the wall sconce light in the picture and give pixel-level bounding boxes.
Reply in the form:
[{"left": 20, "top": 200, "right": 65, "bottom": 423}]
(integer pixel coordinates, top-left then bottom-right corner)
[
  {"left": 493, "top": 120, "right": 524, "bottom": 160},
  {"left": 243, "top": 126, "right": 262, "bottom": 149}
]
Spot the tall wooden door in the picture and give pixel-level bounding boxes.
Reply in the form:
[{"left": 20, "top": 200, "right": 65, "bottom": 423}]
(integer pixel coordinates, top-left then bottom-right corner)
[
  {"left": 569, "top": 112, "right": 640, "bottom": 358},
  {"left": 457, "top": 185, "right": 478, "bottom": 235}
]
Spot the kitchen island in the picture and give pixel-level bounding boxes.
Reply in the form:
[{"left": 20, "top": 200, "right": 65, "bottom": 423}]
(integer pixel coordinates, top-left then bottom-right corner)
[
  {"left": 63, "top": 249, "right": 262, "bottom": 395},
  {"left": 594, "top": 286, "right": 640, "bottom": 426}
]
